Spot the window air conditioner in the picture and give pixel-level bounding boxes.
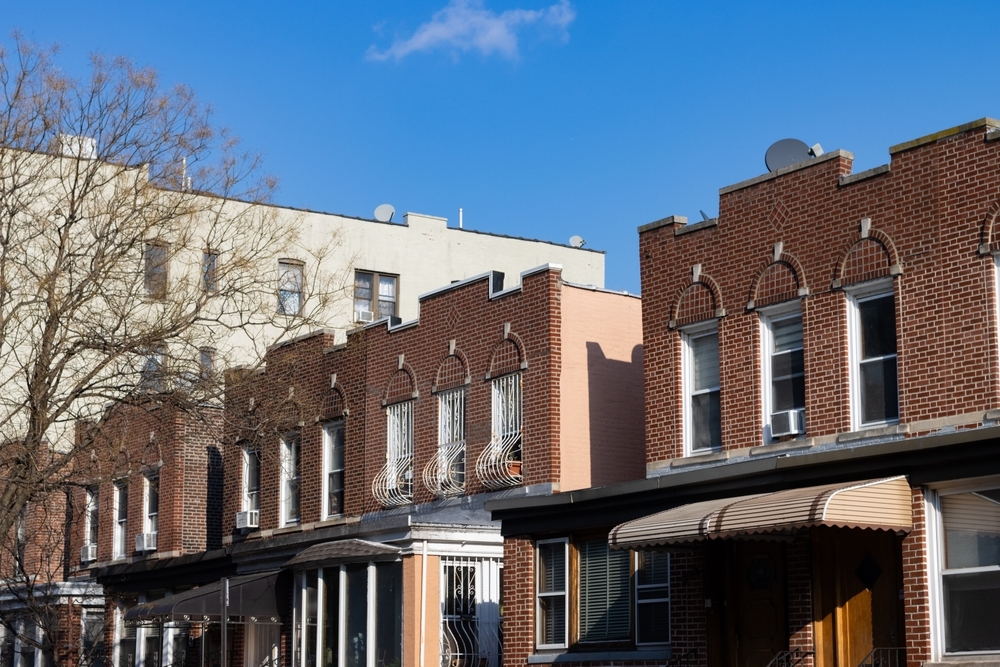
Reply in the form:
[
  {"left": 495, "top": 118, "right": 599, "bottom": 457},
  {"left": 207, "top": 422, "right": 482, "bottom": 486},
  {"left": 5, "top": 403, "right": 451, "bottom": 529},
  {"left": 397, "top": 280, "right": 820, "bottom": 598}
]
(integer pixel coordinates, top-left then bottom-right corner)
[
  {"left": 355, "top": 310, "right": 375, "bottom": 323},
  {"left": 236, "top": 510, "right": 260, "bottom": 530},
  {"left": 771, "top": 410, "right": 805, "bottom": 438},
  {"left": 135, "top": 532, "right": 157, "bottom": 552},
  {"left": 81, "top": 543, "right": 97, "bottom": 562}
]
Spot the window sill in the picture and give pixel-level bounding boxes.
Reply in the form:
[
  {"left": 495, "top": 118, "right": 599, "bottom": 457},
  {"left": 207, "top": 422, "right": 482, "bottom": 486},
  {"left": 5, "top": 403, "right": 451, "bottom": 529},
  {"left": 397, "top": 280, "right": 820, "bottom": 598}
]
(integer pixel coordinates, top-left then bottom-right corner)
[
  {"left": 671, "top": 449, "right": 728, "bottom": 468},
  {"left": 838, "top": 422, "right": 907, "bottom": 443},
  {"left": 527, "top": 649, "right": 673, "bottom": 664}
]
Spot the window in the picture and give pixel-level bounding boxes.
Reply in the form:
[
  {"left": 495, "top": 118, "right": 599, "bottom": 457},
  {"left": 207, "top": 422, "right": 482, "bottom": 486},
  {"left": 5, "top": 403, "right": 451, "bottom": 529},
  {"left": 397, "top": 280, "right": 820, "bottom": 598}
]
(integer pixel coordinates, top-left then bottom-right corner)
[
  {"left": 373, "top": 402, "right": 413, "bottom": 506},
  {"left": 353, "top": 271, "right": 398, "bottom": 320},
  {"left": 113, "top": 481, "right": 128, "bottom": 559},
  {"left": 15, "top": 506, "right": 26, "bottom": 575},
  {"left": 115, "top": 604, "right": 136, "bottom": 667},
  {"left": 198, "top": 348, "right": 215, "bottom": 381},
  {"left": 81, "top": 609, "right": 106, "bottom": 667},
  {"left": 635, "top": 551, "right": 670, "bottom": 645},
  {"left": 140, "top": 345, "right": 166, "bottom": 392},
  {"left": 441, "top": 557, "right": 504, "bottom": 667},
  {"left": 682, "top": 326, "right": 721, "bottom": 453},
  {"left": 761, "top": 309, "right": 805, "bottom": 440},
  {"left": 578, "top": 539, "right": 630, "bottom": 643},
  {"left": 278, "top": 261, "right": 304, "bottom": 315},
  {"left": 281, "top": 433, "right": 301, "bottom": 525},
  {"left": 293, "top": 562, "right": 403, "bottom": 667},
  {"left": 323, "top": 422, "right": 345, "bottom": 518},
  {"left": 242, "top": 446, "right": 261, "bottom": 513},
  {"left": 536, "top": 539, "right": 568, "bottom": 649},
  {"left": 85, "top": 487, "right": 99, "bottom": 547},
  {"left": 847, "top": 285, "right": 898, "bottom": 428},
  {"left": 143, "top": 242, "right": 169, "bottom": 299},
  {"left": 202, "top": 250, "right": 218, "bottom": 293},
  {"left": 934, "top": 484, "right": 1000, "bottom": 653},
  {"left": 144, "top": 474, "right": 159, "bottom": 539},
  {"left": 433, "top": 388, "right": 466, "bottom": 496}
]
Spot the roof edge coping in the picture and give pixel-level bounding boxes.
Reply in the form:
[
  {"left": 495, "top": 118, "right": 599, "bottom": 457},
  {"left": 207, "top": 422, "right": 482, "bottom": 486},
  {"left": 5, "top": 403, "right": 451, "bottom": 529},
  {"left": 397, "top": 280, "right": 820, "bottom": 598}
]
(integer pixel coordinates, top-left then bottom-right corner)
[
  {"left": 889, "top": 117, "right": 1000, "bottom": 155},
  {"left": 719, "top": 149, "right": 854, "bottom": 195}
]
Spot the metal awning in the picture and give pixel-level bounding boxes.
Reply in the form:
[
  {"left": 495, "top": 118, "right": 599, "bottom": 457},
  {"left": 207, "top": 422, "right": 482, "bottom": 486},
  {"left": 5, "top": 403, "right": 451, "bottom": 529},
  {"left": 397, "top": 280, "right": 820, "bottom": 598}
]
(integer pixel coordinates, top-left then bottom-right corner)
[
  {"left": 284, "top": 539, "right": 401, "bottom": 569},
  {"left": 124, "top": 571, "right": 287, "bottom": 625},
  {"left": 609, "top": 476, "right": 913, "bottom": 550}
]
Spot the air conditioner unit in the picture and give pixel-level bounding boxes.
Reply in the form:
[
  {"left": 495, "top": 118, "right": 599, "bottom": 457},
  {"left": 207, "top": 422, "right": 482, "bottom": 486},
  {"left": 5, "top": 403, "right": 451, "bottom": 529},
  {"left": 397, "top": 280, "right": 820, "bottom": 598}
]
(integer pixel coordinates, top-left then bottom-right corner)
[
  {"left": 236, "top": 510, "right": 260, "bottom": 530},
  {"left": 80, "top": 543, "right": 97, "bottom": 563},
  {"left": 135, "top": 532, "right": 157, "bottom": 552},
  {"left": 771, "top": 410, "right": 805, "bottom": 438},
  {"left": 355, "top": 310, "right": 375, "bottom": 323}
]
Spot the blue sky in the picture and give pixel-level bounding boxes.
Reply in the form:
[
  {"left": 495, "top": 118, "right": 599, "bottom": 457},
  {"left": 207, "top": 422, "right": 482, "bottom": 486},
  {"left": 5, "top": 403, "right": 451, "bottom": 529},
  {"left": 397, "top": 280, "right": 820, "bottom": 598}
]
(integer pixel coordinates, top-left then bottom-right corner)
[{"left": 3, "top": 1, "right": 999, "bottom": 293}]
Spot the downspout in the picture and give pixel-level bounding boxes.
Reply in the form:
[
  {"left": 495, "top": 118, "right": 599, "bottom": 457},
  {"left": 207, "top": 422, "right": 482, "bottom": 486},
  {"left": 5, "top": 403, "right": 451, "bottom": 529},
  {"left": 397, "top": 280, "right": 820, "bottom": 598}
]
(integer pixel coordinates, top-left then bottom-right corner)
[{"left": 419, "top": 539, "right": 428, "bottom": 667}]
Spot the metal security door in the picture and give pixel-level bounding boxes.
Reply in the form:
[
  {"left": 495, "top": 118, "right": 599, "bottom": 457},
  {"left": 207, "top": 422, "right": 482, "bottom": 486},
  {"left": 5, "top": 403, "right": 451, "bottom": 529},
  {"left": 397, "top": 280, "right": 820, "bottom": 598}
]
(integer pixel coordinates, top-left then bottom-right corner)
[{"left": 441, "top": 558, "right": 502, "bottom": 667}]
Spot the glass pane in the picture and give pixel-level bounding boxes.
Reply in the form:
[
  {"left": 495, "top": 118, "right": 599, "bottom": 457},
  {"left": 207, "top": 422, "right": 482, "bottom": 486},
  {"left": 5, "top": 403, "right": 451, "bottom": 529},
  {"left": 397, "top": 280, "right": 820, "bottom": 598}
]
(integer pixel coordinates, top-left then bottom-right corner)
[
  {"left": 537, "top": 543, "right": 565, "bottom": 593},
  {"left": 354, "top": 273, "right": 372, "bottom": 312},
  {"left": 375, "top": 563, "right": 402, "bottom": 667},
  {"left": 860, "top": 357, "right": 898, "bottom": 423},
  {"left": 378, "top": 276, "right": 395, "bottom": 299},
  {"left": 859, "top": 294, "right": 896, "bottom": 358},
  {"left": 771, "top": 316, "right": 803, "bottom": 353},
  {"left": 538, "top": 595, "right": 565, "bottom": 646},
  {"left": 147, "top": 478, "right": 159, "bottom": 516},
  {"left": 322, "top": 569, "right": 339, "bottom": 667},
  {"left": 691, "top": 390, "right": 721, "bottom": 451},
  {"left": 772, "top": 375, "right": 805, "bottom": 413},
  {"left": 637, "top": 600, "right": 671, "bottom": 644},
  {"left": 771, "top": 349, "right": 804, "bottom": 378},
  {"left": 247, "top": 450, "right": 261, "bottom": 494},
  {"left": 943, "top": 570, "right": 1000, "bottom": 652},
  {"left": 942, "top": 490, "right": 1000, "bottom": 569},
  {"left": 328, "top": 471, "right": 344, "bottom": 515},
  {"left": 636, "top": 551, "right": 670, "bottom": 587},
  {"left": 692, "top": 333, "right": 719, "bottom": 391},
  {"left": 118, "top": 485, "right": 128, "bottom": 521},
  {"left": 377, "top": 299, "right": 395, "bottom": 319},
  {"left": 306, "top": 571, "right": 318, "bottom": 667},
  {"left": 345, "top": 565, "right": 368, "bottom": 667}
]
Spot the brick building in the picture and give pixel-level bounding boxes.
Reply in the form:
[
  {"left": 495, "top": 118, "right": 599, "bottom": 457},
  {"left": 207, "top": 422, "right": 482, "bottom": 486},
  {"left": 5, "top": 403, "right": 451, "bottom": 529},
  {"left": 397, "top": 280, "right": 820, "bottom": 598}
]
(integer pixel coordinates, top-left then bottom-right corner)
[
  {"left": 58, "top": 264, "right": 642, "bottom": 667},
  {"left": 488, "top": 118, "right": 1000, "bottom": 667}
]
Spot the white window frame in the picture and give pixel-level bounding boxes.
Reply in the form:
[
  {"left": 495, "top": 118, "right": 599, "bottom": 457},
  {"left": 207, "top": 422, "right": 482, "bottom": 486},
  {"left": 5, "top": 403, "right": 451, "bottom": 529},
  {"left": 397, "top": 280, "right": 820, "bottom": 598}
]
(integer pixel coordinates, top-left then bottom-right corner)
[
  {"left": 994, "top": 255, "right": 1000, "bottom": 372},
  {"left": 322, "top": 421, "right": 345, "bottom": 519},
  {"left": 143, "top": 474, "right": 159, "bottom": 539},
  {"left": 681, "top": 322, "right": 721, "bottom": 455},
  {"left": 926, "top": 474, "right": 1000, "bottom": 659},
  {"left": 280, "top": 433, "right": 301, "bottom": 526},
  {"left": 386, "top": 401, "right": 414, "bottom": 490},
  {"left": 84, "top": 487, "right": 99, "bottom": 548},
  {"left": 113, "top": 481, "right": 128, "bottom": 560},
  {"left": 81, "top": 607, "right": 106, "bottom": 667},
  {"left": 278, "top": 260, "right": 304, "bottom": 316},
  {"left": 634, "top": 550, "right": 671, "bottom": 646},
  {"left": 535, "top": 538, "right": 569, "bottom": 651},
  {"left": 759, "top": 303, "right": 805, "bottom": 442},
  {"left": 241, "top": 445, "right": 261, "bottom": 513},
  {"left": 846, "top": 279, "right": 899, "bottom": 430}
]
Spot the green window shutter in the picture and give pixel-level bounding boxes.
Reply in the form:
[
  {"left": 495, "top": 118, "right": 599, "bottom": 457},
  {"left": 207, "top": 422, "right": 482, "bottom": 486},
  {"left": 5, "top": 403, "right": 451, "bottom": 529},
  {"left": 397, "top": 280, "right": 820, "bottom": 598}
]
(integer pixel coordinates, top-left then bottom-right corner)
[{"left": 579, "top": 540, "right": 630, "bottom": 642}]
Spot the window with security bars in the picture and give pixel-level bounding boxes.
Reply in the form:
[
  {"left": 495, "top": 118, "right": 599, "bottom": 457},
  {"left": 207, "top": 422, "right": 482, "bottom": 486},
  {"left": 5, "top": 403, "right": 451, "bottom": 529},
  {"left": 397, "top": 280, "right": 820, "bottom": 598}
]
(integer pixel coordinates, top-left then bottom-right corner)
[
  {"left": 492, "top": 373, "right": 522, "bottom": 459},
  {"left": 849, "top": 287, "right": 898, "bottom": 427},
  {"left": 536, "top": 539, "right": 568, "bottom": 649},
  {"left": 387, "top": 401, "right": 413, "bottom": 493},
  {"left": 436, "top": 388, "right": 465, "bottom": 493},
  {"left": 635, "top": 551, "right": 670, "bottom": 645},
  {"left": 578, "top": 540, "right": 630, "bottom": 643},
  {"left": 354, "top": 271, "right": 397, "bottom": 319}
]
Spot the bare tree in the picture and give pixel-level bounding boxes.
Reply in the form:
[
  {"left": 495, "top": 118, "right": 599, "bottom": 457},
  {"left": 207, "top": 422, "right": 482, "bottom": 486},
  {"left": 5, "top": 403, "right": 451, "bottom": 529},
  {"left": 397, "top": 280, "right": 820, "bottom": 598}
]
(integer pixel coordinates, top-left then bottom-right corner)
[{"left": 0, "top": 34, "right": 341, "bottom": 621}]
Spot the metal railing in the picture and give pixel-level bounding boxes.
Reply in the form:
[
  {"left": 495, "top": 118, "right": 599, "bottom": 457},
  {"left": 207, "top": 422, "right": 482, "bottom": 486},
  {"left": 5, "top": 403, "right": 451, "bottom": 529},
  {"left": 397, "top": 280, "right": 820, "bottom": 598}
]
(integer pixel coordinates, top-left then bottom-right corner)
[
  {"left": 666, "top": 648, "right": 698, "bottom": 667},
  {"left": 857, "top": 648, "right": 905, "bottom": 667},
  {"left": 766, "top": 649, "right": 814, "bottom": 667},
  {"left": 423, "top": 439, "right": 466, "bottom": 497},
  {"left": 476, "top": 374, "right": 523, "bottom": 490},
  {"left": 372, "top": 454, "right": 413, "bottom": 507}
]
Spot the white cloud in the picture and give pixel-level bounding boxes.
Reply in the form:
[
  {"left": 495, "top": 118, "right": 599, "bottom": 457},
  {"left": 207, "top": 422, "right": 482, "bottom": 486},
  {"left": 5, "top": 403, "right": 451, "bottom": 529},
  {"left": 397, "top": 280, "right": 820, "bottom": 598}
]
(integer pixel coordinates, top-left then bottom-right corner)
[{"left": 367, "top": 0, "right": 576, "bottom": 62}]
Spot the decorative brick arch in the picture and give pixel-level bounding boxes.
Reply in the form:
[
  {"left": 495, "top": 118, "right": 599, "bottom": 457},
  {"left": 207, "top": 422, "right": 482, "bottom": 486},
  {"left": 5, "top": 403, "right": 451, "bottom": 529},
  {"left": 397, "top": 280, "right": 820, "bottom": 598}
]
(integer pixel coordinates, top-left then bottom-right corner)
[
  {"left": 318, "top": 385, "right": 346, "bottom": 420},
  {"left": 488, "top": 334, "right": 526, "bottom": 379},
  {"left": 434, "top": 351, "right": 470, "bottom": 393},
  {"left": 833, "top": 224, "right": 902, "bottom": 288},
  {"left": 978, "top": 198, "right": 1000, "bottom": 254},
  {"left": 748, "top": 250, "right": 809, "bottom": 310},
  {"left": 670, "top": 270, "right": 725, "bottom": 328},
  {"left": 383, "top": 365, "right": 417, "bottom": 405}
]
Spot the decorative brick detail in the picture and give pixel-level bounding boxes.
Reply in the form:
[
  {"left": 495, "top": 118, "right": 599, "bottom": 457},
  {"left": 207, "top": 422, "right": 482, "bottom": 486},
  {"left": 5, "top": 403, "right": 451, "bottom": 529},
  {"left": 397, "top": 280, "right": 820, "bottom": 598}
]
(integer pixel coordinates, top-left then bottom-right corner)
[
  {"left": 435, "top": 352, "right": 469, "bottom": 392},
  {"left": 753, "top": 261, "right": 800, "bottom": 308},
  {"left": 674, "top": 282, "right": 717, "bottom": 326},
  {"left": 385, "top": 366, "right": 417, "bottom": 404},
  {"left": 489, "top": 337, "right": 524, "bottom": 377},
  {"left": 839, "top": 237, "right": 892, "bottom": 286}
]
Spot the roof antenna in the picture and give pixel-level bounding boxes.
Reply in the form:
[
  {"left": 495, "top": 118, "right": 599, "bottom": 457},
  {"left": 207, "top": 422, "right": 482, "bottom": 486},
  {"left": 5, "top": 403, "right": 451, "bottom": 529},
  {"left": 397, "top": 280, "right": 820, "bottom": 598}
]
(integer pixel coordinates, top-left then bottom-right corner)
[{"left": 699, "top": 210, "right": 710, "bottom": 221}]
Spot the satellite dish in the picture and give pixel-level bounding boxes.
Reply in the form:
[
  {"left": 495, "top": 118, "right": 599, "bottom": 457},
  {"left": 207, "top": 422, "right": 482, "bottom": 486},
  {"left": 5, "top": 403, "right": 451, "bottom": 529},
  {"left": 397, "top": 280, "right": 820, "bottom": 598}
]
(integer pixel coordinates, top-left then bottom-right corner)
[
  {"left": 374, "top": 204, "right": 395, "bottom": 222},
  {"left": 569, "top": 235, "right": 586, "bottom": 248},
  {"left": 765, "top": 139, "right": 812, "bottom": 172}
]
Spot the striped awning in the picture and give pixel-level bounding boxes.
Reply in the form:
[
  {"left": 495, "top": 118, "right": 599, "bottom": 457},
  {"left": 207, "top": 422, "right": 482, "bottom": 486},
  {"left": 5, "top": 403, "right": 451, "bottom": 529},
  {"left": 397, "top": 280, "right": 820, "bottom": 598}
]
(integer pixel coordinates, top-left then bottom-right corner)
[{"left": 609, "top": 476, "right": 913, "bottom": 550}]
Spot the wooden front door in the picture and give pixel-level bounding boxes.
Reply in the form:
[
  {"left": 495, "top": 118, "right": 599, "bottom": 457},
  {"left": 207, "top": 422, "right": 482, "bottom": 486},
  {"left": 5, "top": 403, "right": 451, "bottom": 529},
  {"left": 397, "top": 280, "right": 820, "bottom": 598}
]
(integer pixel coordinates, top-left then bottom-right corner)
[
  {"left": 730, "top": 541, "right": 789, "bottom": 667},
  {"left": 812, "top": 528, "right": 903, "bottom": 667}
]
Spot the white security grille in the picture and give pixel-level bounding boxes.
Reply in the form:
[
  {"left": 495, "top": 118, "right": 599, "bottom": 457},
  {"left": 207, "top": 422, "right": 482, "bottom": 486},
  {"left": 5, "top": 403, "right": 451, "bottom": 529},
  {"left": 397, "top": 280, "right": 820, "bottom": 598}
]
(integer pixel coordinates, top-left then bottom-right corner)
[
  {"left": 476, "top": 373, "right": 523, "bottom": 489},
  {"left": 373, "top": 401, "right": 414, "bottom": 506},
  {"left": 441, "top": 557, "right": 502, "bottom": 667},
  {"left": 424, "top": 389, "right": 466, "bottom": 497}
]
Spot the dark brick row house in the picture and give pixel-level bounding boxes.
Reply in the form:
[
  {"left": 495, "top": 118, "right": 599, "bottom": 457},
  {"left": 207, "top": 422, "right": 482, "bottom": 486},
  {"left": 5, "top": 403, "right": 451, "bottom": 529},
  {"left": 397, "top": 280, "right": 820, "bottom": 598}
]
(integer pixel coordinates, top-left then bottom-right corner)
[{"left": 488, "top": 118, "right": 1000, "bottom": 667}]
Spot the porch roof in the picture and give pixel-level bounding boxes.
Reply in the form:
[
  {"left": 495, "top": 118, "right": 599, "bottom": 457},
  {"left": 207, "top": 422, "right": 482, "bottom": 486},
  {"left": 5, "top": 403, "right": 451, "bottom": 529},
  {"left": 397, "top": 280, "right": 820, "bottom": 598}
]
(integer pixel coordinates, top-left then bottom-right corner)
[
  {"left": 284, "top": 538, "right": 401, "bottom": 569},
  {"left": 608, "top": 476, "right": 912, "bottom": 549},
  {"left": 123, "top": 570, "right": 288, "bottom": 625}
]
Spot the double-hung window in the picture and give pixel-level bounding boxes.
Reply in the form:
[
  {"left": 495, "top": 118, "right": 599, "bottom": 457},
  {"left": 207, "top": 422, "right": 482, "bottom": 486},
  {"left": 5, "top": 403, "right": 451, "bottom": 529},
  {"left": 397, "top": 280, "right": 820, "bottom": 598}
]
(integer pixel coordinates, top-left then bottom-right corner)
[
  {"left": 847, "top": 284, "right": 898, "bottom": 428},
  {"left": 81, "top": 609, "right": 106, "bottom": 667},
  {"left": 243, "top": 446, "right": 261, "bottom": 514},
  {"left": 202, "top": 250, "right": 218, "bottom": 293},
  {"left": 635, "top": 551, "right": 670, "bottom": 645},
  {"left": 84, "top": 487, "right": 99, "bottom": 554},
  {"left": 761, "top": 309, "right": 806, "bottom": 440},
  {"left": 682, "top": 326, "right": 721, "bottom": 453},
  {"left": 933, "top": 483, "right": 1000, "bottom": 653},
  {"left": 578, "top": 540, "right": 630, "bottom": 643},
  {"left": 278, "top": 261, "right": 304, "bottom": 315},
  {"left": 113, "top": 481, "right": 128, "bottom": 559},
  {"left": 143, "top": 474, "right": 159, "bottom": 550},
  {"left": 281, "top": 433, "right": 301, "bottom": 525},
  {"left": 435, "top": 388, "right": 466, "bottom": 496},
  {"left": 383, "top": 401, "right": 414, "bottom": 503},
  {"left": 536, "top": 539, "right": 569, "bottom": 649},
  {"left": 354, "top": 271, "right": 398, "bottom": 320},
  {"left": 144, "top": 242, "right": 169, "bottom": 299},
  {"left": 323, "top": 421, "right": 345, "bottom": 518}
]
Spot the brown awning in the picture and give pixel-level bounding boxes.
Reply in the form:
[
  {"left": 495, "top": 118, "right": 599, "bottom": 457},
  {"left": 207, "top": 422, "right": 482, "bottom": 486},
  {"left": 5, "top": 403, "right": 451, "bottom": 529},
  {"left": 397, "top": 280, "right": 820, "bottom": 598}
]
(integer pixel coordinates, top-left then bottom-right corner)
[
  {"left": 609, "top": 476, "right": 913, "bottom": 550},
  {"left": 124, "top": 571, "right": 288, "bottom": 625}
]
